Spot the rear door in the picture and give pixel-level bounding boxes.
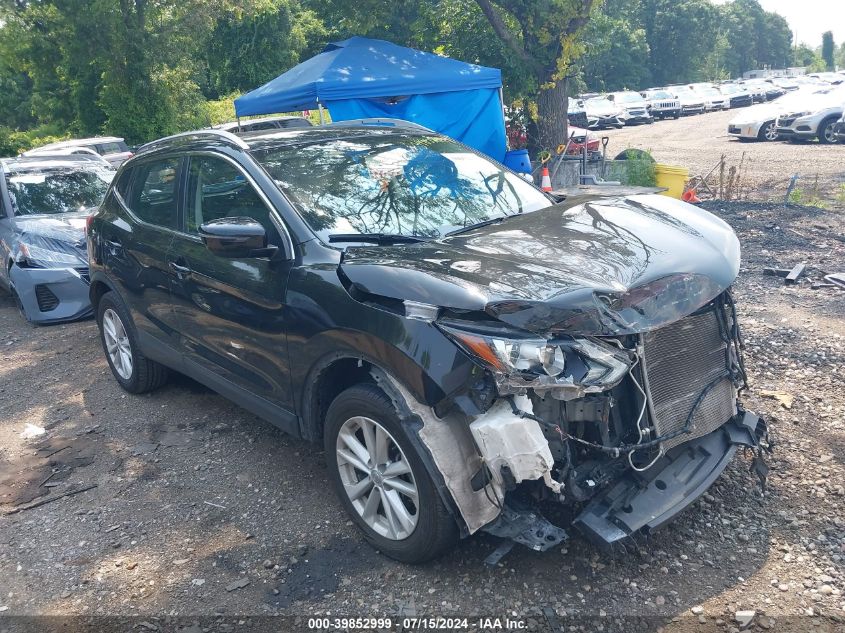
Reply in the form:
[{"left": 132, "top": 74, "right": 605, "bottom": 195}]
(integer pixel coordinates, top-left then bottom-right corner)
[
  {"left": 97, "top": 156, "right": 183, "bottom": 349},
  {"left": 165, "top": 152, "right": 296, "bottom": 423}
]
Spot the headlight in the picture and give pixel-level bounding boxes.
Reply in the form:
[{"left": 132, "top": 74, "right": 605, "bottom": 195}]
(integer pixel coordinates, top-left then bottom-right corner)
[
  {"left": 16, "top": 241, "right": 85, "bottom": 267},
  {"left": 439, "top": 324, "right": 633, "bottom": 390}
]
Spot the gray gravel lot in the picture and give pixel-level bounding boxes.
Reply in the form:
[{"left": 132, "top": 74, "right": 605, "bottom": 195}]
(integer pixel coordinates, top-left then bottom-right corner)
[
  {"left": 602, "top": 109, "right": 845, "bottom": 205},
  {"left": 1, "top": 199, "right": 844, "bottom": 632}
]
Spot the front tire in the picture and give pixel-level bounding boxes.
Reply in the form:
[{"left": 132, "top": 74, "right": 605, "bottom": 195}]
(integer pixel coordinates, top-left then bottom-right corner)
[
  {"left": 324, "top": 384, "right": 458, "bottom": 563},
  {"left": 97, "top": 291, "right": 169, "bottom": 394},
  {"left": 818, "top": 117, "right": 839, "bottom": 144}
]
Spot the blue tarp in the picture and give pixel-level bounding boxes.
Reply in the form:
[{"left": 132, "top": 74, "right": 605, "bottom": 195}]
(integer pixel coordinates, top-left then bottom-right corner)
[{"left": 234, "top": 36, "right": 507, "bottom": 160}]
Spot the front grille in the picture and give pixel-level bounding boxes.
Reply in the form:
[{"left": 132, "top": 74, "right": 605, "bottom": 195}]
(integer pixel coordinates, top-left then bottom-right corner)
[
  {"left": 642, "top": 308, "right": 736, "bottom": 451},
  {"left": 778, "top": 116, "right": 797, "bottom": 127},
  {"left": 35, "top": 285, "right": 60, "bottom": 312},
  {"left": 75, "top": 267, "right": 91, "bottom": 284}
]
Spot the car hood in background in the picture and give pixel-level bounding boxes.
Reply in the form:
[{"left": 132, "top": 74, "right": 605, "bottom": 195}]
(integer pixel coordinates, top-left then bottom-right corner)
[
  {"left": 339, "top": 195, "right": 741, "bottom": 336},
  {"left": 13, "top": 212, "right": 89, "bottom": 266}
]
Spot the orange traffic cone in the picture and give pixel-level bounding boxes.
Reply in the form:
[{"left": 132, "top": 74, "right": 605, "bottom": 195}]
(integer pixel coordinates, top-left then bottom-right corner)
[
  {"left": 540, "top": 165, "right": 552, "bottom": 192},
  {"left": 682, "top": 187, "right": 701, "bottom": 203}
]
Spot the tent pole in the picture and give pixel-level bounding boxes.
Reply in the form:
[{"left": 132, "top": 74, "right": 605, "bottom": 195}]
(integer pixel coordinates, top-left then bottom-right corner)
[
  {"left": 498, "top": 86, "right": 506, "bottom": 134},
  {"left": 318, "top": 103, "right": 326, "bottom": 125}
]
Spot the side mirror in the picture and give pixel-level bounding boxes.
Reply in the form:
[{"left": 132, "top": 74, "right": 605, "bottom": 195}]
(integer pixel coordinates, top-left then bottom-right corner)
[{"left": 199, "top": 217, "right": 274, "bottom": 258}]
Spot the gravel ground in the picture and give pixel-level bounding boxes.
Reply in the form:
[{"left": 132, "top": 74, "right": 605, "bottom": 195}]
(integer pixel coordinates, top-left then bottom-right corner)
[
  {"left": 601, "top": 109, "right": 845, "bottom": 206},
  {"left": 1, "top": 200, "right": 844, "bottom": 633}
]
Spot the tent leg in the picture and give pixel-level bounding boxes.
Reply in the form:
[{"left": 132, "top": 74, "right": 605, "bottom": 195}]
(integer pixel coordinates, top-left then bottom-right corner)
[{"left": 318, "top": 104, "right": 326, "bottom": 124}]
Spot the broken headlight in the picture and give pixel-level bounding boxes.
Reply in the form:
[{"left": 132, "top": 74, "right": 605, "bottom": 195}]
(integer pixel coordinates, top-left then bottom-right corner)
[{"left": 439, "top": 324, "right": 632, "bottom": 389}]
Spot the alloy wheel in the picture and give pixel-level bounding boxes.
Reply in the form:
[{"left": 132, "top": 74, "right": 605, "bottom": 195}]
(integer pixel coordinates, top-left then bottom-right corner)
[
  {"left": 102, "top": 308, "right": 133, "bottom": 379},
  {"left": 823, "top": 123, "right": 838, "bottom": 144},
  {"left": 335, "top": 415, "right": 419, "bottom": 540},
  {"left": 763, "top": 122, "right": 778, "bottom": 141}
]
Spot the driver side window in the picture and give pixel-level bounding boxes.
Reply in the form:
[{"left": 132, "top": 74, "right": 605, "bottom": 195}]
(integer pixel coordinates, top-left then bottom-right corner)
[{"left": 186, "top": 155, "right": 280, "bottom": 245}]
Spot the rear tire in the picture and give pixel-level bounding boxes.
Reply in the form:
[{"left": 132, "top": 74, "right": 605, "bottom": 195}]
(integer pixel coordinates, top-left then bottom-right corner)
[
  {"left": 97, "top": 291, "right": 169, "bottom": 394},
  {"left": 324, "top": 384, "right": 458, "bottom": 563}
]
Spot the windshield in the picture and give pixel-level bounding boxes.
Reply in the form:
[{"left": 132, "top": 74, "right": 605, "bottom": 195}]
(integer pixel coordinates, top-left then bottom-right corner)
[
  {"left": 614, "top": 92, "right": 644, "bottom": 104},
  {"left": 649, "top": 91, "right": 673, "bottom": 99},
  {"left": 5, "top": 167, "right": 112, "bottom": 216},
  {"left": 254, "top": 134, "right": 551, "bottom": 241}
]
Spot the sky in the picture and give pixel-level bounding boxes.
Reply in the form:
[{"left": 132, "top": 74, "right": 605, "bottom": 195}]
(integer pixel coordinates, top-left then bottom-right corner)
[{"left": 714, "top": 0, "right": 844, "bottom": 48}]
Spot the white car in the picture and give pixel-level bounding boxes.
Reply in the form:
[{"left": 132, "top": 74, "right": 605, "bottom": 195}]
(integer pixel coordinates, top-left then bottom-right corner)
[
  {"left": 693, "top": 86, "right": 730, "bottom": 111},
  {"left": 583, "top": 97, "right": 624, "bottom": 129},
  {"left": 23, "top": 136, "right": 132, "bottom": 167},
  {"left": 640, "top": 89, "right": 681, "bottom": 119},
  {"left": 215, "top": 116, "right": 313, "bottom": 133},
  {"left": 607, "top": 91, "right": 653, "bottom": 125},
  {"left": 667, "top": 86, "right": 706, "bottom": 115},
  {"left": 775, "top": 86, "right": 845, "bottom": 144},
  {"left": 727, "top": 87, "right": 837, "bottom": 141}
]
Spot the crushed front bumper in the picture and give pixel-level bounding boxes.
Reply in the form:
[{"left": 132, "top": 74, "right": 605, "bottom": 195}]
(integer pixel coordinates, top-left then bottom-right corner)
[
  {"left": 573, "top": 411, "right": 767, "bottom": 546},
  {"left": 9, "top": 265, "right": 93, "bottom": 324}
]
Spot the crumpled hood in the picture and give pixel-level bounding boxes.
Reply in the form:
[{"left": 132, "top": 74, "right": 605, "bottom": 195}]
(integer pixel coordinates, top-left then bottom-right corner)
[
  {"left": 13, "top": 213, "right": 89, "bottom": 266},
  {"left": 339, "top": 195, "right": 741, "bottom": 336}
]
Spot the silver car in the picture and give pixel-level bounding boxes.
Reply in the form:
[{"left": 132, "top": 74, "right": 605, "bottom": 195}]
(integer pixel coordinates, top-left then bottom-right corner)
[
  {"left": 23, "top": 136, "right": 133, "bottom": 167},
  {"left": 0, "top": 156, "right": 114, "bottom": 323}
]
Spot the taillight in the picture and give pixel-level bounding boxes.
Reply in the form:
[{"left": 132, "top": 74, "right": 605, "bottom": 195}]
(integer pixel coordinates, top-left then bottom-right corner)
[{"left": 86, "top": 214, "right": 95, "bottom": 234}]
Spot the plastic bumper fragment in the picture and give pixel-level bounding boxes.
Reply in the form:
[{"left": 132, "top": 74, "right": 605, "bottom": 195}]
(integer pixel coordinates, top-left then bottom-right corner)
[{"left": 573, "top": 411, "right": 765, "bottom": 546}]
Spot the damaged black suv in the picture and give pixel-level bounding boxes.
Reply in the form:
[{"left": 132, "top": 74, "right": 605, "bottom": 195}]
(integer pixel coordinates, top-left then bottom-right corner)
[{"left": 87, "top": 121, "right": 768, "bottom": 563}]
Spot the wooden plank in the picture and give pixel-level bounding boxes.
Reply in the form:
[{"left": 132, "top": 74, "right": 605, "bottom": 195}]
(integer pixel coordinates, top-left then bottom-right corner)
[{"left": 784, "top": 263, "right": 805, "bottom": 285}]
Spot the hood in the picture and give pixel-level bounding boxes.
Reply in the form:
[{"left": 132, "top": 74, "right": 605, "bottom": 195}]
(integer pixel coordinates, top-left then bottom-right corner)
[
  {"left": 339, "top": 195, "right": 740, "bottom": 336},
  {"left": 13, "top": 212, "right": 89, "bottom": 267}
]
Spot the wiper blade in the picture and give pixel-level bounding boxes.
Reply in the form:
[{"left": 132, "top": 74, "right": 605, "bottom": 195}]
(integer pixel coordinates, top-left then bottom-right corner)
[
  {"left": 445, "top": 214, "right": 517, "bottom": 237},
  {"left": 328, "top": 233, "right": 428, "bottom": 245}
]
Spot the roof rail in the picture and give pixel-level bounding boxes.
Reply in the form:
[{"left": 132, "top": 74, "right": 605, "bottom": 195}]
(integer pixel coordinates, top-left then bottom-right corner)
[
  {"left": 136, "top": 129, "right": 249, "bottom": 155},
  {"left": 327, "top": 118, "right": 433, "bottom": 133}
]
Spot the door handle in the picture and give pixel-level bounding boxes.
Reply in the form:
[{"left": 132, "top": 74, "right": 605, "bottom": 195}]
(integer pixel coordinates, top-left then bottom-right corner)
[{"left": 169, "top": 262, "right": 192, "bottom": 275}]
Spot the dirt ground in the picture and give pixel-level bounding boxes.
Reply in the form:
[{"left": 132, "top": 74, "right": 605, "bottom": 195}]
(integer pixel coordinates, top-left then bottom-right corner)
[
  {"left": 1, "top": 200, "right": 845, "bottom": 633},
  {"left": 601, "top": 108, "right": 845, "bottom": 206}
]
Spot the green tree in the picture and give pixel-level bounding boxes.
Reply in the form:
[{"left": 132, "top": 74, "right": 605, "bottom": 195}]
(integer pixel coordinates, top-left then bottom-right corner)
[
  {"left": 639, "top": 0, "right": 718, "bottom": 85},
  {"left": 821, "top": 31, "right": 835, "bottom": 70},
  {"left": 580, "top": 12, "right": 651, "bottom": 92}
]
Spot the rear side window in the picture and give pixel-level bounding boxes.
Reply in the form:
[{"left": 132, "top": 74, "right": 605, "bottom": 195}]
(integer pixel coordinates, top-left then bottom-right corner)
[
  {"left": 129, "top": 158, "right": 180, "bottom": 229},
  {"left": 113, "top": 168, "right": 134, "bottom": 201}
]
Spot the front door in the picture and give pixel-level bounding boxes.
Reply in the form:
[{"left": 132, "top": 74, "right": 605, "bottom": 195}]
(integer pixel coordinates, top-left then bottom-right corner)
[{"left": 166, "top": 153, "right": 296, "bottom": 422}]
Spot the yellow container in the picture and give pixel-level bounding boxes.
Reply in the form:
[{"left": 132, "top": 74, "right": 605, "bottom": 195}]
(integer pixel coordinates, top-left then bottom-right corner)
[{"left": 654, "top": 164, "right": 689, "bottom": 199}]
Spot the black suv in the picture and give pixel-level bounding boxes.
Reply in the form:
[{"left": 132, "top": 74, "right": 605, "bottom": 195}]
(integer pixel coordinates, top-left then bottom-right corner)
[{"left": 87, "top": 121, "right": 768, "bottom": 563}]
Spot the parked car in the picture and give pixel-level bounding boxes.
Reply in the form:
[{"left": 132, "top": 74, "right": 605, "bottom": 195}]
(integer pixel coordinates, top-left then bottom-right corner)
[
  {"left": 766, "top": 77, "right": 799, "bottom": 92},
  {"left": 727, "top": 86, "right": 834, "bottom": 142},
  {"left": 738, "top": 80, "right": 782, "bottom": 103},
  {"left": 692, "top": 86, "right": 730, "bottom": 111},
  {"left": 567, "top": 99, "right": 589, "bottom": 129},
  {"left": 583, "top": 97, "right": 624, "bottom": 129},
  {"left": 606, "top": 91, "right": 653, "bottom": 125},
  {"left": 215, "top": 116, "right": 313, "bottom": 133},
  {"left": 564, "top": 126, "right": 600, "bottom": 155},
  {"left": 23, "top": 146, "right": 113, "bottom": 168},
  {"left": 776, "top": 87, "right": 845, "bottom": 144},
  {"left": 667, "top": 86, "right": 706, "bottom": 115},
  {"left": 24, "top": 137, "right": 133, "bottom": 167},
  {"left": 0, "top": 156, "right": 114, "bottom": 323},
  {"left": 640, "top": 89, "right": 681, "bottom": 119},
  {"left": 719, "top": 84, "right": 753, "bottom": 108},
  {"left": 87, "top": 122, "right": 767, "bottom": 563}
]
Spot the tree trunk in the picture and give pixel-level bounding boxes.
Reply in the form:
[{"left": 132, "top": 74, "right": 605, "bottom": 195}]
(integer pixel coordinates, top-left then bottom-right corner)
[{"left": 536, "top": 76, "right": 569, "bottom": 152}]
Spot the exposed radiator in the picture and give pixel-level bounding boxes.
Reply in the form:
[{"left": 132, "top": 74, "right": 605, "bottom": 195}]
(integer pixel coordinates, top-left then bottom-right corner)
[{"left": 642, "top": 307, "right": 736, "bottom": 451}]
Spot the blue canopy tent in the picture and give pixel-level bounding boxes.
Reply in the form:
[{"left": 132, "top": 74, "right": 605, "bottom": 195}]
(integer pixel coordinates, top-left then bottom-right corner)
[{"left": 234, "top": 36, "right": 507, "bottom": 161}]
